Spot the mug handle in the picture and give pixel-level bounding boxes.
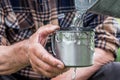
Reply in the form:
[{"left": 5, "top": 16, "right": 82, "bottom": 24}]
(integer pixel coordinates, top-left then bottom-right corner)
[{"left": 51, "top": 33, "right": 57, "bottom": 56}]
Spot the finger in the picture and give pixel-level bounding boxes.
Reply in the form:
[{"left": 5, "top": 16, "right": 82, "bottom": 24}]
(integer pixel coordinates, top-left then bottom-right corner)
[
  {"left": 31, "top": 64, "right": 58, "bottom": 78},
  {"left": 30, "top": 44, "right": 65, "bottom": 69},
  {"left": 31, "top": 61, "right": 68, "bottom": 78},
  {"left": 38, "top": 45, "right": 64, "bottom": 69},
  {"left": 37, "top": 45, "right": 64, "bottom": 69},
  {"left": 0, "top": 65, "right": 21, "bottom": 75},
  {"left": 29, "top": 24, "right": 59, "bottom": 44},
  {"left": 30, "top": 52, "right": 66, "bottom": 74},
  {"left": 39, "top": 24, "right": 60, "bottom": 39},
  {"left": 30, "top": 52, "right": 60, "bottom": 77}
]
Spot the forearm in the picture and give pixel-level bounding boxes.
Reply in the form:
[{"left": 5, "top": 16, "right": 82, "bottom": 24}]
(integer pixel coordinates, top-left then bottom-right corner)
[{"left": 0, "top": 39, "right": 29, "bottom": 75}]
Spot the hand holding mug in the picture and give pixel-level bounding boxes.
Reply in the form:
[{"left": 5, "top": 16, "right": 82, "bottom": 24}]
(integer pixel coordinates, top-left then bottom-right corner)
[{"left": 28, "top": 24, "right": 67, "bottom": 77}]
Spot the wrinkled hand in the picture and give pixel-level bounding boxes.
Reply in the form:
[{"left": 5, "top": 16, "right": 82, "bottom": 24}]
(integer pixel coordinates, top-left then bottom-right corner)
[{"left": 28, "top": 24, "right": 67, "bottom": 77}]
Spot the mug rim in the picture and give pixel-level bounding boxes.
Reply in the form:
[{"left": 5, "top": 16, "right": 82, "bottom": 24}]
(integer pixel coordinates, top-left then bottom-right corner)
[{"left": 58, "top": 27, "right": 94, "bottom": 32}]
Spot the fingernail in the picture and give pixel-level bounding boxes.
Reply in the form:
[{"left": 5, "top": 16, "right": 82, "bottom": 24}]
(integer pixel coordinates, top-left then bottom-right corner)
[{"left": 57, "top": 64, "right": 64, "bottom": 69}]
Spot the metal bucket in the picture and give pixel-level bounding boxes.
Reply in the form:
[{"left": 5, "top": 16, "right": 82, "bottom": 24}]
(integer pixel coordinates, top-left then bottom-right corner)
[{"left": 51, "top": 27, "right": 95, "bottom": 67}]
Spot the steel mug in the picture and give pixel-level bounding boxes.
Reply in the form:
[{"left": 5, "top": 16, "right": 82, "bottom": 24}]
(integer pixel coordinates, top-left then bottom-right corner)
[{"left": 51, "top": 27, "right": 95, "bottom": 67}]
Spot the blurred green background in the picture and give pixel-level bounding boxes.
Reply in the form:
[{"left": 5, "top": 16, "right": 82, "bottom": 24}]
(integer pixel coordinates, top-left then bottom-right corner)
[
  {"left": 115, "top": 18, "right": 120, "bottom": 62},
  {"left": 116, "top": 48, "right": 120, "bottom": 62}
]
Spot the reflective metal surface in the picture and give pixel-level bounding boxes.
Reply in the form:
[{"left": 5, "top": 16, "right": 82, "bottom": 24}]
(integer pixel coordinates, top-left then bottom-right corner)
[{"left": 52, "top": 27, "right": 95, "bottom": 67}]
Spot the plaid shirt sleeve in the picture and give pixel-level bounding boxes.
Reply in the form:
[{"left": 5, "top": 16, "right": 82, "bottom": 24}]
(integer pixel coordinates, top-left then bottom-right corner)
[
  {"left": 84, "top": 13, "right": 120, "bottom": 57},
  {"left": 95, "top": 17, "right": 120, "bottom": 57},
  {"left": 0, "top": 3, "right": 10, "bottom": 46}
]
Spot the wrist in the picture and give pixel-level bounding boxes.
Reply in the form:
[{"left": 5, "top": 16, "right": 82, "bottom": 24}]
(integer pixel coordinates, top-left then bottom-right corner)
[
  {"left": 12, "top": 39, "right": 30, "bottom": 67},
  {"left": 94, "top": 48, "right": 114, "bottom": 66}
]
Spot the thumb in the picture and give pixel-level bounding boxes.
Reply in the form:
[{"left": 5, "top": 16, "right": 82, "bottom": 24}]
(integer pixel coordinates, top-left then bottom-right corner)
[
  {"left": 38, "top": 24, "right": 60, "bottom": 45},
  {"left": 39, "top": 24, "right": 60, "bottom": 38}
]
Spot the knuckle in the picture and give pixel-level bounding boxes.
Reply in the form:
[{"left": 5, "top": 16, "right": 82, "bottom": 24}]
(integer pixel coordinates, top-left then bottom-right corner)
[
  {"left": 44, "top": 66, "right": 52, "bottom": 72},
  {"left": 46, "top": 73, "right": 55, "bottom": 78},
  {"left": 28, "top": 46, "right": 35, "bottom": 52},
  {"left": 41, "top": 54, "right": 47, "bottom": 60}
]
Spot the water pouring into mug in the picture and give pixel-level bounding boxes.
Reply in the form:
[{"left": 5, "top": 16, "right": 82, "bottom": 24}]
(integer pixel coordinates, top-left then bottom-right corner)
[{"left": 51, "top": 0, "right": 97, "bottom": 67}]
